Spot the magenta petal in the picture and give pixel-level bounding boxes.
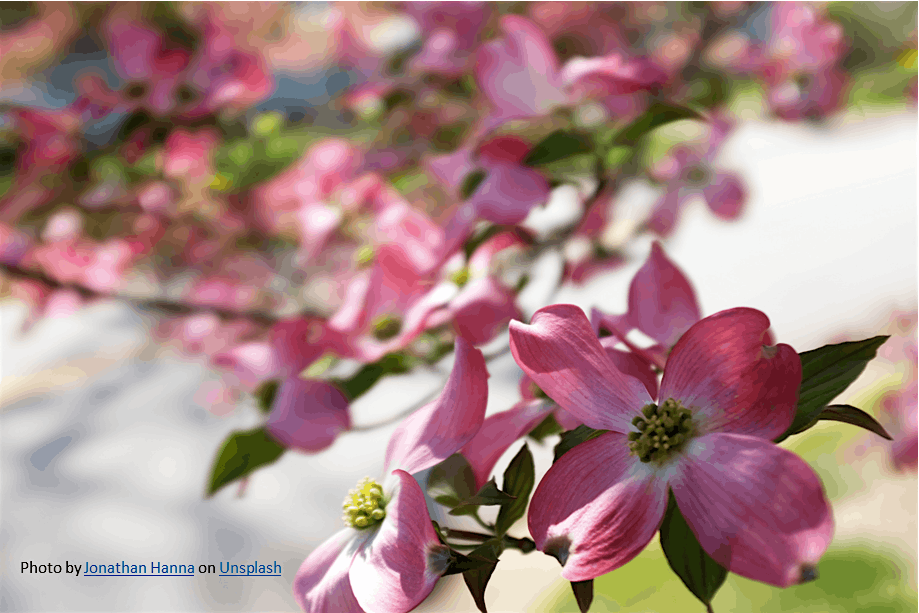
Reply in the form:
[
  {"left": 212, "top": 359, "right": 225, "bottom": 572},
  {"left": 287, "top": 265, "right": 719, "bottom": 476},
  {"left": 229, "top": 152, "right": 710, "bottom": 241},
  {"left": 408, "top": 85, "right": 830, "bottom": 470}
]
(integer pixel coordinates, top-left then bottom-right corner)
[
  {"left": 266, "top": 378, "right": 351, "bottom": 453},
  {"left": 468, "top": 164, "right": 550, "bottom": 225},
  {"left": 528, "top": 432, "right": 669, "bottom": 581},
  {"left": 703, "top": 171, "right": 746, "bottom": 220},
  {"left": 672, "top": 433, "right": 834, "bottom": 588},
  {"left": 462, "top": 399, "right": 554, "bottom": 489},
  {"left": 648, "top": 187, "right": 689, "bottom": 238},
  {"left": 509, "top": 304, "right": 651, "bottom": 432},
  {"left": 293, "top": 528, "right": 366, "bottom": 613},
  {"left": 350, "top": 470, "right": 443, "bottom": 613},
  {"left": 659, "top": 308, "right": 801, "bottom": 440},
  {"left": 627, "top": 241, "right": 702, "bottom": 348},
  {"left": 601, "top": 341, "right": 659, "bottom": 399},
  {"left": 384, "top": 338, "right": 489, "bottom": 475},
  {"left": 450, "top": 276, "right": 520, "bottom": 346}
]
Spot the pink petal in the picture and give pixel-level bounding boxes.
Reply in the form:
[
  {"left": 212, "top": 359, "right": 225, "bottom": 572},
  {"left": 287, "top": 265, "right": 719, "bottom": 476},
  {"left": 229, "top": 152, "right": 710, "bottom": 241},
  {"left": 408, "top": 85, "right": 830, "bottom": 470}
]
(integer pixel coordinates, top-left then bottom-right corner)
[
  {"left": 449, "top": 276, "right": 520, "bottom": 346},
  {"left": 462, "top": 399, "right": 554, "bottom": 490},
  {"left": 297, "top": 202, "right": 343, "bottom": 262},
  {"left": 384, "top": 338, "right": 489, "bottom": 475},
  {"left": 474, "top": 15, "right": 568, "bottom": 122},
  {"left": 270, "top": 317, "right": 345, "bottom": 376},
  {"left": 671, "top": 433, "right": 834, "bottom": 587},
  {"left": 293, "top": 528, "right": 367, "bottom": 613},
  {"left": 659, "top": 308, "right": 800, "bottom": 440},
  {"left": 601, "top": 341, "right": 659, "bottom": 399},
  {"left": 509, "top": 304, "right": 651, "bottom": 432},
  {"left": 468, "top": 163, "right": 550, "bottom": 225},
  {"left": 350, "top": 470, "right": 444, "bottom": 613},
  {"left": 626, "top": 241, "right": 702, "bottom": 348},
  {"left": 647, "top": 187, "right": 690, "bottom": 238},
  {"left": 211, "top": 341, "right": 281, "bottom": 390},
  {"left": 266, "top": 378, "right": 351, "bottom": 453},
  {"left": 527, "top": 432, "right": 669, "bottom": 581},
  {"left": 703, "top": 171, "right": 746, "bottom": 220}
]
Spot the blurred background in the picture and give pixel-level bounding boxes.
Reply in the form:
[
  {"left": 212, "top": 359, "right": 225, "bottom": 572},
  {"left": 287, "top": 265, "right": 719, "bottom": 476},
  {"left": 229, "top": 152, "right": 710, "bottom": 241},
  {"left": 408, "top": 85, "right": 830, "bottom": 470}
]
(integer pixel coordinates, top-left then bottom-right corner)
[{"left": 1, "top": 2, "right": 916, "bottom": 612}]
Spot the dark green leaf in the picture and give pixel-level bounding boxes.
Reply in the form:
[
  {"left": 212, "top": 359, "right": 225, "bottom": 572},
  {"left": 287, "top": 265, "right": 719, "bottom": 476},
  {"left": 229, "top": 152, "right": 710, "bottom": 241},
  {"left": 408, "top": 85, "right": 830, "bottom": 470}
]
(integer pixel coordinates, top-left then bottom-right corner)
[
  {"left": 463, "top": 224, "right": 506, "bottom": 259},
  {"left": 445, "top": 542, "right": 500, "bottom": 575},
  {"left": 528, "top": 413, "right": 563, "bottom": 442},
  {"left": 612, "top": 102, "right": 703, "bottom": 147},
  {"left": 553, "top": 425, "right": 605, "bottom": 463},
  {"left": 450, "top": 478, "right": 516, "bottom": 516},
  {"left": 206, "top": 427, "right": 285, "bottom": 497},
  {"left": 495, "top": 443, "right": 535, "bottom": 535},
  {"left": 523, "top": 130, "right": 594, "bottom": 167},
  {"left": 334, "top": 352, "right": 416, "bottom": 401},
  {"left": 660, "top": 491, "right": 728, "bottom": 607},
  {"left": 253, "top": 380, "right": 280, "bottom": 415},
  {"left": 461, "top": 539, "right": 503, "bottom": 613},
  {"left": 461, "top": 169, "right": 487, "bottom": 199},
  {"left": 427, "top": 453, "right": 477, "bottom": 509},
  {"left": 571, "top": 580, "right": 594, "bottom": 613},
  {"left": 815, "top": 404, "right": 893, "bottom": 440},
  {"left": 775, "top": 336, "right": 889, "bottom": 443}
]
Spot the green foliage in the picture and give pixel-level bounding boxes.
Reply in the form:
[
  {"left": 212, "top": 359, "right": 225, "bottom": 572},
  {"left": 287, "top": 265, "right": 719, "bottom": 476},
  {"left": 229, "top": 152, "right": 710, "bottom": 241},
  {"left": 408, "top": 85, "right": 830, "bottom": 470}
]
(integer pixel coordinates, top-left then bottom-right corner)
[
  {"left": 333, "top": 352, "right": 416, "bottom": 401},
  {"left": 812, "top": 404, "right": 892, "bottom": 440},
  {"left": 253, "top": 380, "right": 280, "bottom": 415},
  {"left": 427, "top": 453, "right": 477, "bottom": 509},
  {"left": 776, "top": 336, "right": 889, "bottom": 443},
  {"left": 495, "top": 443, "right": 535, "bottom": 536},
  {"left": 612, "top": 103, "right": 703, "bottom": 148},
  {"left": 528, "top": 413, "right": 563, "bottom": 443},
  {"left": 461, "top": 539, "right": 503, "bottom": 613},
  {"left": 206, "top": 427, "right": 285, "bottom": 497},
  {"left": 553, "top": 425, "right": 605, "bottom": 463},
  {"left": 524, "top": 130, "right": 594, "bottom": 167},
  {"left": 659, "top": 492, "right": 728, "bottom": 609},
  {"left": 450, "top": 478, "right": 516, "bottom": 516}
]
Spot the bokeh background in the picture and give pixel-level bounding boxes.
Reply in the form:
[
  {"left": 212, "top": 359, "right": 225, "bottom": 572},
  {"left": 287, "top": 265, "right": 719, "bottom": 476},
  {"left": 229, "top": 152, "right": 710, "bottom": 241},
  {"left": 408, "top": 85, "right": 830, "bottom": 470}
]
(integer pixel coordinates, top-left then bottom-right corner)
[{"left": 1, "top": 2, "right": 917, "bottom": 612}]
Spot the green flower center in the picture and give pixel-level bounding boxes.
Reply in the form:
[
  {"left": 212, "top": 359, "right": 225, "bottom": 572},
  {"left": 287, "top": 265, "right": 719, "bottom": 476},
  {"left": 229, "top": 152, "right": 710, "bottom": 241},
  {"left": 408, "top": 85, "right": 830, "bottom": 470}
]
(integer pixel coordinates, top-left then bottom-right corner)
[
  {"left": 372, "top": 314, "right": 403, "bottom": 341},
  {"left": 627, "top": 398, "right": 694, "bottom": 464},
  {"left": 342, "top": 477, "right": 386, "bottom": 528},
  {"left": 449, "top": 267, "right": 470, "bottom": 288}
]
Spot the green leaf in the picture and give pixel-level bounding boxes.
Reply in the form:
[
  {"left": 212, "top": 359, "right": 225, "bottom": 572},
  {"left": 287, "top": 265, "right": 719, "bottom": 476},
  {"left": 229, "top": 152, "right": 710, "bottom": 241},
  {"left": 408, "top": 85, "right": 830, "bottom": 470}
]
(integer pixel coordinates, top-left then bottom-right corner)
[
  {"left": 206, "top": 427, "right": 285, "bottom": 497},
  {"left": 660, "top": 491, "right": 728, "bottom": 608},
  {"left": 523, "top": 130, "right": 594, "bottom": 167},
  {"left": 495, "top": 443, "right": 535, "bottom": 536},
  {"left": 612, "top": 102, "right": 703, "bottom": 147},
  {"left": 463, "top": 224, "right": 508, "bottom": 260},
  {"left": 775, "top": 336, "right": 889, "bottom": 443},
  {"left": 815, "top": 404, "right": 893, "bottom": 440},
  {"left": 461, "top": 539, "right": 503, "bottom": 613},
  {"left": 253, "top": 380, "right": 280, "bottom": 415},
  {"left": 553, "top": 425, "right": 605, "bottom": 463},
  {"left": 450, "top": 478, "right": 516, "bottom": 516},
  {"left": 571, "top": 580, "right": 594, "bottom": 613},
  {"left": 427, "top": 453, "right": 477, "bottom": 509},
  {"left": 334, "top": 352, "right": 416, "bottom": 401},
  {"left": 460, "top": 169, "right": 487, "bottom": 199},
  {"left": 528, "top": 413, "right": 563, "bottom": 443}
]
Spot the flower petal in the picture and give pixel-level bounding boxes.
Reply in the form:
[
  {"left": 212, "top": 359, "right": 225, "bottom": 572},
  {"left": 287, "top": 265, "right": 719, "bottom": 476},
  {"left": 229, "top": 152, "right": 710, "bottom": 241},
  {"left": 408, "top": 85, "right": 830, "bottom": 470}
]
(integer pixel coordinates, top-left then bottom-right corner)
[
  {"left": 293, "top": 528, "right": 367, "bottom": 613},
  {"left": 647, "top": 187, "right": 690, "bottom": 238},
  {"left": 462, "top": 399, "right": 554, "bottom": 489},
  {"left": 671, "top": 433, "right": 834, "bottom": 588},
  {"left": 384, "top": 337, "right": 489, "bottom": 475},
  {"left": 626, "top": 241, "right": 702, "bottom": 348},
  {"left": 468, "top": 163, "right": 550, "bottom": 225},
  {"left": 601, "top": 341, "right": 659, "bottom": 399},
  {"left": 350, "top": 470, "right": 444, "bottom": 613},
  {"left": 449, "top": 276, "right": 521, "bottom": 346},
  {"left": 509, "top": 304, "right": 651, "bottom": 432},
  {"left": 266, "top": 378, "right": 351, "bottom": 452},
  {"left": 659, "top": 307, "right": 800, "bottom": 440},
  {"left": 703, "top": 171, "right": 746, "bottom": 220},
  {"left": 527, "top": 432, "right": 669, "bottom": 581}
]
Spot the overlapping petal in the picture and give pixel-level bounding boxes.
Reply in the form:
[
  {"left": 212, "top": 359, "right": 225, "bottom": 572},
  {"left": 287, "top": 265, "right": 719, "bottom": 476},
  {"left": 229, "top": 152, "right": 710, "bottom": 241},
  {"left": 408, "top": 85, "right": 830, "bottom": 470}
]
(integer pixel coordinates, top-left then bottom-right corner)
[
  {"left": 527, "top": 433, "right": 669, "bottom": 581},
  {"left": 509, "top": 304, "right": 651, "bottom": 432},
  {"left": 293, "top": 528, "right": 368, "bottom": 613},
  {"left": 266, "top": 378, "right": 351, "bottom": 453},
  {"left": 660, "top": 308, "right": 800, "bottom": 440},
  {"left": 350, "top": 470, "right": 444, "bottom": 613},
  {"left": 384, "top": 338, "right": 489, "bottom": 475},
  {"left": 671, "top": 433, "right": 834, "bottom": 588},
  {"left": 703, "top": 171, "right": 746, "bottom": 220}
]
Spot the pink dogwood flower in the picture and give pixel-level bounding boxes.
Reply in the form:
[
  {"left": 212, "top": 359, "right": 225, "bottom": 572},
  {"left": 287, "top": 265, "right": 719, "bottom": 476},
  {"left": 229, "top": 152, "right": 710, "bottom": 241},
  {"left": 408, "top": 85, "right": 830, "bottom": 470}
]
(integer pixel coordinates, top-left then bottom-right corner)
[
  {"left": 510, "top": 304, "right": 833, "bottom": 587},
  {"left": 293, "top": 338, "right": 489, "bottom": 612}
]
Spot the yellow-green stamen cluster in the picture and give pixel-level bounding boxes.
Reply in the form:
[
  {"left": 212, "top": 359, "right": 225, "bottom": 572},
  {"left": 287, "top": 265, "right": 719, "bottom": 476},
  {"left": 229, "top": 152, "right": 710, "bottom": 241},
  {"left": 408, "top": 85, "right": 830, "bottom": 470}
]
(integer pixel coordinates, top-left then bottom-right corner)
[
  {"left": 342, "top": 477, "right": 386, "bottom": 528},
  {"left": 628, "top": 398, "right": 694, "bottom": 463},
  {"left": 372, "top": 314, "right": 402, "bottom": 341},
  {"left": 450, "top": 267, "right": 470, "bottom": 288}
]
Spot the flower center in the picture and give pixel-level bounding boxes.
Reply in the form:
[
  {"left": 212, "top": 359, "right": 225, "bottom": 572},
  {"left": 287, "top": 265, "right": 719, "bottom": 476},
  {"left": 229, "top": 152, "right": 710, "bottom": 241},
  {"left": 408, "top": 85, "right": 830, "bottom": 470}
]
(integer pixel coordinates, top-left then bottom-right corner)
[
  {"left": 342, "top": 477, "right": 386, "bottom": 528},
  {"left": 684, "top": 165, "right": 709, "bottom": 186},
  {"left": 372, "top": 314, "right": 402, "bottom": 341},
  {"left": 628, "top": 398, "right": 694, "bottom": 464}
]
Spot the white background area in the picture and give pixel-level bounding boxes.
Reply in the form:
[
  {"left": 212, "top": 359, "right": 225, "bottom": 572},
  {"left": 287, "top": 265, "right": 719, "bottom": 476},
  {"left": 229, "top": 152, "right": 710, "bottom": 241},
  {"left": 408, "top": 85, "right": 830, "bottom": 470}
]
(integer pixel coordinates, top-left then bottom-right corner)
[{"left": 1, "top": 112, "right": 916, "bottom": 612}]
